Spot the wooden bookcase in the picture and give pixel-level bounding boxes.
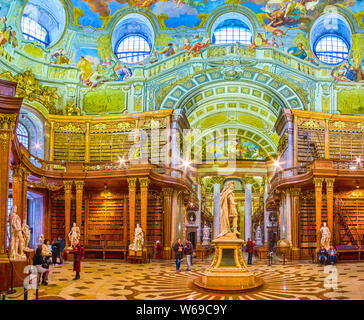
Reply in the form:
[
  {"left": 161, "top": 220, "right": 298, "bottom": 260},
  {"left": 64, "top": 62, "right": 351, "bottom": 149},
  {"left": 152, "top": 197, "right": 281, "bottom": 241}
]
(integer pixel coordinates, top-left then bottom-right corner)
[{"left": 54, "top": 131, "right": 86, "bottom": 162}]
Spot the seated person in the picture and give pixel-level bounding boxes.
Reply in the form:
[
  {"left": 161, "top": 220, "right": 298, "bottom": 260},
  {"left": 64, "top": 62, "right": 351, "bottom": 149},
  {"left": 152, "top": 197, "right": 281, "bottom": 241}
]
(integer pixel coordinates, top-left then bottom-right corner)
[
  {"left": 328, "top": 245, "right": 337, "bottom": 265},
  {"left": 318, "top": 246, "right": 328, "bottom": 265},
  {"left": 33, "top": 246, "right": 50, "bottom": 285}
]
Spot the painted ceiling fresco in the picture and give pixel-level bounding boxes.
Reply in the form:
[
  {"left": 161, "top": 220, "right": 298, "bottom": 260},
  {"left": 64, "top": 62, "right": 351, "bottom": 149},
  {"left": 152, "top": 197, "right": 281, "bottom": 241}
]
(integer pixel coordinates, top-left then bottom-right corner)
[{"left": 73, "top": 0, "right": 364, "bottom": 29}]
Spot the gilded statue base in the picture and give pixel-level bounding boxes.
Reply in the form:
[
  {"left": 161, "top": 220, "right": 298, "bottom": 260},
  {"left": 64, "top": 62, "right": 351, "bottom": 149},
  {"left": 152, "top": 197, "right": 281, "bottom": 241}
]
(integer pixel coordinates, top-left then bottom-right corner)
[{"left": 194, "top": 234, "right": 264, "bottom": 292}]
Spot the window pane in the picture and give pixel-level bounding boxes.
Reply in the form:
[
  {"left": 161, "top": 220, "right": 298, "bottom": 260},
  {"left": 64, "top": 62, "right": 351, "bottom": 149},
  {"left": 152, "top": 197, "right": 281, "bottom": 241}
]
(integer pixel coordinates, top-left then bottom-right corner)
[
  {"left": 213, "top": 26, "right": 252, "bottom": 45},
  {"left": 314, "top": 35, "right": 349, "bottom": 65},
  {"left": 115, "top": 35, "right": 151, "bottom": 65},
  {"left": 16, "top": 123, "right": 29, "bottom": 149},
  {"left": 21, "top": 16, "right": 49, "bottom": 46}
]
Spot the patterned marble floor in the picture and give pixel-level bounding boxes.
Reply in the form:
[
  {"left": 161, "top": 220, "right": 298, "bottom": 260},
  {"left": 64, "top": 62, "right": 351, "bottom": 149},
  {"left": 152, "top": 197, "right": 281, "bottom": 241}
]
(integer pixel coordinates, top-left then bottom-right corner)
[{"left": 9, "top": 255, "right": 364, "bottom": 300}]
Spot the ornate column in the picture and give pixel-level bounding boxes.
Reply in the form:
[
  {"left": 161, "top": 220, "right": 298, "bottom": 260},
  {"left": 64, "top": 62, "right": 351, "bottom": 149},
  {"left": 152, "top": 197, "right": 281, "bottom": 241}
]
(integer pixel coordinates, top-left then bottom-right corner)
[
  {"left": 127, "top": 178, "right": 137, "bottom": 243},
  {"left": 0, "top": 113, "right": 18, "bottom": 264},
  {"left": 243, "top": 176, "right": 254, "bottom": 241},
  {"left": 324, "top": 120, "right": 330, "bottom": 159},
  {"left": 162, "top": 188, "right": 173, "bottom": 259},
  {"left": 21, "top": 169, "right": 29, "bottom": 222},
  {"left": 314, "top": 177, "right": 324, "bottom": 250},
  {"left": 325, "top": 178, "right": 335, "bottom": 242},
  {"left": 139, "top": 177, "right": 150, "bottom": 242},
  {"left": 10, "top": 164, "right": 23, "bottom": 218},
  {"left": 263, "top": 176, "right": 269, "bottom": 245},
  {"left": 64, "top": 181, "right": 73, "bottom": 248},
  {"left": 75, "top": 180, "right": 84, "bottom": 236},
  {"left": 85, "top": 122, "right": 90, "bottom": 163},
  {"left": 212, "top": 176, "right": 224, "bottom": 239},
  {"left": 290, "top": 187, "right": 301, "bottom": 259},
  {"left": 196, "top": 184, "right": 202, "bottom": 245}
]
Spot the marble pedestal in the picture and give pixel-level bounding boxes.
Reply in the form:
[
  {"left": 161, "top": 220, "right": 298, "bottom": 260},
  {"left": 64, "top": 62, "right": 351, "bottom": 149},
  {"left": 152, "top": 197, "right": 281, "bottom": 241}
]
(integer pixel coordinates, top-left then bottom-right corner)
[{"left": 194, "top": 233, "right": 264, "bottom": 292}]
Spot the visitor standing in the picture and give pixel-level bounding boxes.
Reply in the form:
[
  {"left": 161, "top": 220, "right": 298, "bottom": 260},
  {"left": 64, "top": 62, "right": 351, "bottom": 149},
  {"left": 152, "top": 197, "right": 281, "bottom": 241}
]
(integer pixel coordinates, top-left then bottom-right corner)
[
  {"left": 329, "top": 245, "right": 337, "bottom": 265},
  {"left": 33, "top": 246, "right": 50, "bottom": 285},
  {"left": 42, "top": 239, "right": 52, "bottom": 266},
  {"left": 51, "top": 238, "right": 60, "bottom": 266},
  {"left": 184, "top": 239, "right": 193, "bottom": 271},
  {"left": 72, "top": 241, "right": 84, "bottom": 280},
  {"left": 247, "top": 239, "right": 255, "bottom": 265},
  {"left": 58, "top": 236, "right": 65, "bottom": 264},
  {"left": 173, "top": 238, "right": 184, "bottom": 272},
  {"left": 155, "top": 240, "right": 163, "bottom": 259}
]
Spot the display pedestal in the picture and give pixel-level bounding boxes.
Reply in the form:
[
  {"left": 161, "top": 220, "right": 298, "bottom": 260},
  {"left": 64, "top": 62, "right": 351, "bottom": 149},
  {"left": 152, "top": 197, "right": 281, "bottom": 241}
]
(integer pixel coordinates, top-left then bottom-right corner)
[
  {"left": 194, "top": 233, "right": 264, "bottom": 292},
  {"left": 291, "top": 247, "right": 301, "bottom": 260},
  {"left": 256, "top": 246, "right": 268, "bottom": 259}
]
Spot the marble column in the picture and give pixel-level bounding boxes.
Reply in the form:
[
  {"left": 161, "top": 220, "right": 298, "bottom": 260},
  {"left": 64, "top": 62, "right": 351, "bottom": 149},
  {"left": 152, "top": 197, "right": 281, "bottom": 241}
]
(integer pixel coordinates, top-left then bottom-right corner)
[
  {"left": 279, "top": 191, "right": 286, "bottom": 239},
  {"left": 314, "top": 178, "right": 324, "bottom": 250},
  {"left": 196, "top": 184, "right": 202, "bottom": 244},
  {"left": 162, "top": 188, "right": 173, "bottom": 259},
  {"left": 325, "top": 178, "right": 335, "bottom": 242},
  {"left": 75, "top": 180, "right": 84, "bottom": 238},
  {"left": 127, "top": 178, "right": 137, "bottom": 243},
  {"left": 286, "top": 191, "right": 292, "bottom": 244},
  {"left": 243, "top": 176, "right": 254, "bottom": 241},
  {"left": 213, "top": 183, "right": 221, "bottom": 239},
  {"left": 170, "top": 111, "right": 180, "bottom": 177},
  {"left": 263, "top": 177, "right": 269, "bottom": 244},
  {"left": 64, "top": 181, "right": 73, "bottom": 248},
  {"left": 139, "top": 177, "right": 150, "bottom": 242}
]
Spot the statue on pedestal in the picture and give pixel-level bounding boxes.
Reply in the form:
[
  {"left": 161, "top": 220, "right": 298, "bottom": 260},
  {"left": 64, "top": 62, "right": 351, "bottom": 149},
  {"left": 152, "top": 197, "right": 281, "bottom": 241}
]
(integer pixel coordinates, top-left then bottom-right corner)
[
  {"left": 9, "top": 206, "right": 26, "bottom": 261},
  {"left": 129, "top": 224, "right": 144, "bottom": 251},
  {"left": 22, "top": 219, "right": 33, "bottom": 252},
  {"left": 68, "top": 222, "right": 80, "bottom": 249},
  {"left": 202, "top": 224, "right": 211, "bottom": 246},
  {"left": 217, "top": 181, "right": 240, "bottom": 238},
  {"left": 255, "top": 224, "right": 263, "bottom": 246},
  {"left": 320, "top": 222, "right": 331, "bottom": 250}
]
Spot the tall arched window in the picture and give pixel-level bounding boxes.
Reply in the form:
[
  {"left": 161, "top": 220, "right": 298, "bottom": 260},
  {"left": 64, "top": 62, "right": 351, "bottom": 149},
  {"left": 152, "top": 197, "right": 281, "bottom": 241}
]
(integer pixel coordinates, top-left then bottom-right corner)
[
  {"left": 16, "top": 123, "right": 29, "bottom": 149},
  {"left": 21, "top": 16, "right": 49, "bottom": 46},
  {"left": 213, "top": 19, "right": 253, "bottom": 45},
  {"left": 314, "top": 35, "right": 350, "bottom": 65}
]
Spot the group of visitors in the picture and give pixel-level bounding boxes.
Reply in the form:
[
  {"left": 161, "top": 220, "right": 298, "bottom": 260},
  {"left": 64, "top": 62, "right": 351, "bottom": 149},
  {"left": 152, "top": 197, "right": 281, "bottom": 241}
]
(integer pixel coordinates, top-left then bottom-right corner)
[
  {"left": 318, "top": 245, "right": 337, "bottom": 265},
  {"left": 173, "top": 238, "right": 194, "bottom": 272},
  {"left": 32, "top": 237, "right": 83, "bottom": 285}
]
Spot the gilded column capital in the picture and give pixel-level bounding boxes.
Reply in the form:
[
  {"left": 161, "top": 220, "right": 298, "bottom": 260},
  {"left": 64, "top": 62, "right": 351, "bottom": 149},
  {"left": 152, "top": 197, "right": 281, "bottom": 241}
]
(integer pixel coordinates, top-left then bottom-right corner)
[
  {"left": 0, "top": 113, "right": 17, "bottom": 131},
  {"left": 139, "top": 177, "right": 150, "bottom": 189},
  {"left": 10, "top": 164, "right": 23, "bottom": 179},
  {"left": 242, "top": 176, "right": 255, "bottom": 185},
  {"left": 127, "top": 177, "right": 137, "bottom": 191},
  {"left": 162, "top": 187, "right": 173, "bottom": 198},
  {"left": 75, "top": 180, "right": 84, "bottom": 192},
  {"left": 63, "top": 180, "right": 73, "bottom": 194},
  {"left": 325, "top": 178, "right": 335, "bottom": 190},
  {"left": 313, "top": 177, "right": 324, "bottom": 189},
  {"left": 289, "top": 187, "right": 301, "bottom": 197},
  {"left": 210, "top": 176, "right": 225, "bottom": 186}
]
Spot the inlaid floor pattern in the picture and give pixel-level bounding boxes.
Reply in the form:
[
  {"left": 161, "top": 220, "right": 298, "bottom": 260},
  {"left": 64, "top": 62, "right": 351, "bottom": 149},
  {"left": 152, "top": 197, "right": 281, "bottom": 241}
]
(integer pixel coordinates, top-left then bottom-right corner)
[{"left": 10, "top": 256, "right": 364, "bottom": 300}]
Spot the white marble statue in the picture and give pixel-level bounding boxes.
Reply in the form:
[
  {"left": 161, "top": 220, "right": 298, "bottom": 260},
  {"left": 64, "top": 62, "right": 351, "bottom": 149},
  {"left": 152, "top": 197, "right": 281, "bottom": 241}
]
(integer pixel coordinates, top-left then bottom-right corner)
[
  {"left": 22, "top": 219, "right": 33, "bottom": 252},
  {"left": 9, "top": 206, "right": 26, "bottom": 261},
  {"left": 39, "top": 234, "right": 44, "bottom": 245},
  {"left": 255, "top": 224, "right": 263, "bottom": 246},
  {"left": 68, "top": 222, "right": 81, "bottom": 249},
  {"left": 129, "top": 224, "right": 144, "bottom": 251},
  {"left": 202, "top": 224, "right": 211, "bottom": 246},
  {"left": 320, "top": 222, "right": 331, "bottom": 250},
  {"left": 218, "top": 181, "right": 239, "bottom": 238}
]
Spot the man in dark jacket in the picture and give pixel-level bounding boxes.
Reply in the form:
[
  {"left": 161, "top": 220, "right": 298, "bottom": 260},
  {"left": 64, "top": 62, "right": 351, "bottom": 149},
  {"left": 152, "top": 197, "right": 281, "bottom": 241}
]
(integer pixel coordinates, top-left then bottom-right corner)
[
  {"left": 51, "top": 238, "right": 60, "bottom": 266},
  {"left": 184, "top": 240, "right": 193, "bottom": 271},
  {"left": 173, "top": 238, "right": 184, "bottom": 272},
  {"left": 58, "top": 236, "right": 65, "bottom": 264}
]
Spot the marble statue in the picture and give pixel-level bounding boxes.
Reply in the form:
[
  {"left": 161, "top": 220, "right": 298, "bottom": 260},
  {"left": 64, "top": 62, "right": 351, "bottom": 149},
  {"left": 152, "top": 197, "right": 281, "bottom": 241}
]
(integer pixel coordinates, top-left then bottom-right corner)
[
  {"left": 22, "top": 219, "right": 32, "bottom": 252},
  {"left": 68, "top": 222, "right": 81, "bottom": 249},
  {"left": 39, "top": 234, "right": 44, "bottom": 244},
  {"left": 320, "top": 222, "right": 331, "bottom": 250},
  {"left": 202, "top": 224, "right": 211, "bottom": 246},
  {"left": 9, "top": 206, "right": 26, "bottom": 261},
  {"left": 129, "top": 224, "right": 144, "bottom": 251},
  {"left": 217, "top": 181, "right": 239, "bottom": 238},
  {"left": 255, "top": 224, "right": 263, "bottom": 246}
]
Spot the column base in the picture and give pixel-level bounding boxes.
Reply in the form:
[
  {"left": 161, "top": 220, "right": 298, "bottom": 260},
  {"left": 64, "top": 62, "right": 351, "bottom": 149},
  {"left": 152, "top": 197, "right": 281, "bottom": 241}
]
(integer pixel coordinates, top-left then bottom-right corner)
[{"left": 291, "top": 247, "right": 301, "bottom": 260}]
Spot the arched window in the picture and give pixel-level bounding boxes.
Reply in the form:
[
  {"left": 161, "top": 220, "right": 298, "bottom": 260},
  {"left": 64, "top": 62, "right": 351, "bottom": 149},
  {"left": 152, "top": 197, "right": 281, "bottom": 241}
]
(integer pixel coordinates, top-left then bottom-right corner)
[
  {"left": 16, "top": 123, "right": 29, "bottom": 149},
  {"left": 21, "top": 16, "right": 49, "bottom": 46},
  {"left": 213, "top": 19, "right": 253, "bottom": 45},
  {"left": 310, "top": 13, "right": 352, "bottom": 66},
  {"left": 115, "top": 35, "right": 151, "bottom": 65},
  {"left": 112, "top": 13, "right": 155, "bottom": 65},
  {"left": 314, "top": 35, "right": 350, "bottom": 65}
]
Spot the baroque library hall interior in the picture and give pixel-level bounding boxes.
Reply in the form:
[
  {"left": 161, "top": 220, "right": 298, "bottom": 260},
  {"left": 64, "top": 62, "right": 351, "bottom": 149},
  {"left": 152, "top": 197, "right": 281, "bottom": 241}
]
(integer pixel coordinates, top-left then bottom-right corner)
[{"left": 1, "top": 0, "right": 364, "bottom": 304}]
